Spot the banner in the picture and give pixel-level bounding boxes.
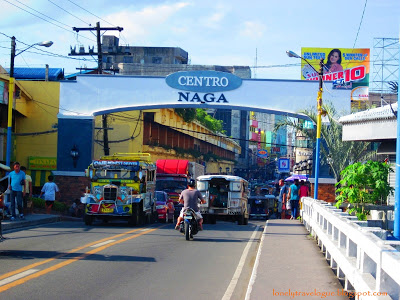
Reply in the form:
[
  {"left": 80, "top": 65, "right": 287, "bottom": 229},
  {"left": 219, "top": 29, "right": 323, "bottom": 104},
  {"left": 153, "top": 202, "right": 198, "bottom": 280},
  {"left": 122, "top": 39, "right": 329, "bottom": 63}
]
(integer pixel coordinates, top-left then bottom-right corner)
[
  {"left": 301, "top": 47, "right": 370, "bottom": 104},
  {"left": 257, "top": 149, "right": 269, "bottom": 159}
]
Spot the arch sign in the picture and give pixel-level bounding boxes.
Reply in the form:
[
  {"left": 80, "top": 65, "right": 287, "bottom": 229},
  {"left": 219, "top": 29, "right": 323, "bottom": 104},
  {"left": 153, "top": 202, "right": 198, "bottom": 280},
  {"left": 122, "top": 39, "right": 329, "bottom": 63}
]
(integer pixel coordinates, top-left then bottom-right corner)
[{"left": 59, "top": 70, "right": 351, "bottom": 117}]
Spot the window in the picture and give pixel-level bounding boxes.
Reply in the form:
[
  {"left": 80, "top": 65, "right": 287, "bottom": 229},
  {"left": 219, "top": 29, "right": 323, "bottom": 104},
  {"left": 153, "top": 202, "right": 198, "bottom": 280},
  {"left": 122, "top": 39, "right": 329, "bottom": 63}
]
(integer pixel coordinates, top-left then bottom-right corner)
[
  {"left": 123, "top": 56, "right": 133, "bottom": 63},
  {"left": 152, "top": 57, "right": 162, "bottom": 64}
]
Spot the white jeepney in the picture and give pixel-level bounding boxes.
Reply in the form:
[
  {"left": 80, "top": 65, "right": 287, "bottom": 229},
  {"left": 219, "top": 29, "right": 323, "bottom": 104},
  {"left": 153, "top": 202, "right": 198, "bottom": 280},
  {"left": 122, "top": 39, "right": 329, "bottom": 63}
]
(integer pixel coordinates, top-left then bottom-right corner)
[{"left": 196, "top": 175, "right": 249, "bottom": 225}]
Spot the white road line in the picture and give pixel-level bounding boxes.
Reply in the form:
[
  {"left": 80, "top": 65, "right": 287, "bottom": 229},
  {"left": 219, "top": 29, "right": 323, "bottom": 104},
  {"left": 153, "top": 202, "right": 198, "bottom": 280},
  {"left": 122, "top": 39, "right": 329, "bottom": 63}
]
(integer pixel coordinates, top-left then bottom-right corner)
[
  {"left": 244, "top": 221, "right": 268, "bottom": 300},
  {"left": 222, "top": 225, "right": 261, "bottom": 300},
  {"left": 0, "top": 269, "right": 39, "bottom": 286},
  {"left": 90, "top": 240, "right": 116, "bottom": 248}
]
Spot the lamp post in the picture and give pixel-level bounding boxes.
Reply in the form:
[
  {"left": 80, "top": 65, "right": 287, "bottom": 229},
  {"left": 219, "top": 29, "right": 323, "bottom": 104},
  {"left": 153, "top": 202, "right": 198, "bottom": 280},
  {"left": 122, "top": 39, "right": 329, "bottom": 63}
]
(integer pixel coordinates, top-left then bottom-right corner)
[
  {"left": 286, "top": 50, "right": 324, "bottom": 199},
  {"left": 7, "top": 37, "right": 53, "bottom": 167}
]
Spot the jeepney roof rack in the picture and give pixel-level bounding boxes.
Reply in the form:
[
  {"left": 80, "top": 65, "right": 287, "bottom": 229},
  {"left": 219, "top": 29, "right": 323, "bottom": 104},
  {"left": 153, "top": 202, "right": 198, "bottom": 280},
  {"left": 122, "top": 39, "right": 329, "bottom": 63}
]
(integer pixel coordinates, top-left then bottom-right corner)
[{"left": 100, "top": 153, "right": 152, "bottom": 162}]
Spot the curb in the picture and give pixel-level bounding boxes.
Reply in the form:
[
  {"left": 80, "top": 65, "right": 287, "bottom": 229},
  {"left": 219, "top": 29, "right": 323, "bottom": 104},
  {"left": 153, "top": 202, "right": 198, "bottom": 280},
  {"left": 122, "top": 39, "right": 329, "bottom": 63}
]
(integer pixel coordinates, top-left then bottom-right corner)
[{"left": 1, "top": 215, "right": 61, "bottom": 231}]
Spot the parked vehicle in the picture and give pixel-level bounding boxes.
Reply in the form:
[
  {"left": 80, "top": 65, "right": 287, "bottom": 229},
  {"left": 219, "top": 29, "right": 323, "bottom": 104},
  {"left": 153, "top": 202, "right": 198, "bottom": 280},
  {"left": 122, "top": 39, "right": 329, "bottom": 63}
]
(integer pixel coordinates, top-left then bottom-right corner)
[
  {"left": 177, "top": 207, "right": 200, "bottom": 241},
  {"left": 156, "top": 159, "right": 205, "bottom": 216},
  {"left": 249, "top": 195, "right": 277, "bottom": 219},
  {"left": 81, "top": 153, "right": 156, "bottom": 226},
  {"left": 155, "top": 191, "right": 169, "bottom": 222},
  {"left": 197, "top": 175, "right": 249, "bottom": 225}
]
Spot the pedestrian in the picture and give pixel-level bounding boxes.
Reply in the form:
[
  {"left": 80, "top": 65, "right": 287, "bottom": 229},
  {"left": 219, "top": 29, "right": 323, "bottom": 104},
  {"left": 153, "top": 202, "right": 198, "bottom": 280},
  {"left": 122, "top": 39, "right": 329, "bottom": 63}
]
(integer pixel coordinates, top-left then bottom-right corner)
[
  {"left": 277, "top": 179, "right": 288, "bottom": 219},
  {"left": 299, "top": 180, "right": 309, "bottom": 199},
  {"left": 39, "top": 175, "right": 60, "bottom": 214},
  {"left": 287, "top": 179, "right": 300, "bottom": 220},
  {"left": 69, "top": 199, "right": 82, "bottom": 217},
  {"left": 20, "top": 166, "right": 33, "bottom": 215},
  {"left": 8, "top": 162, "right": 26, "bottom": 221},
  {"left": 299, "top": 180, "right": 309, "bottom": 215}
]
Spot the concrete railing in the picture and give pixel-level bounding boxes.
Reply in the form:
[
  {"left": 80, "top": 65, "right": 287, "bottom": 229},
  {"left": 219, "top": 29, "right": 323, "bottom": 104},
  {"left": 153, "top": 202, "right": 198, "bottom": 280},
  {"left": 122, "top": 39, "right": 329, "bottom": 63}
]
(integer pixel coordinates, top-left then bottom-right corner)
[{"left": 301, "top": 197, "right": 400, "bottom": 300}]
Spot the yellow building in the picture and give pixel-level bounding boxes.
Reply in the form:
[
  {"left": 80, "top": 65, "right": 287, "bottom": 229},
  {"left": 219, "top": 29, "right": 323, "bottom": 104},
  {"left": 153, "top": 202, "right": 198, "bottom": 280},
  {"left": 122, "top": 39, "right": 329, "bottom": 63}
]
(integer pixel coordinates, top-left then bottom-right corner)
[{"left": 93, "top": 108, "right": 241, "bottom": 174}]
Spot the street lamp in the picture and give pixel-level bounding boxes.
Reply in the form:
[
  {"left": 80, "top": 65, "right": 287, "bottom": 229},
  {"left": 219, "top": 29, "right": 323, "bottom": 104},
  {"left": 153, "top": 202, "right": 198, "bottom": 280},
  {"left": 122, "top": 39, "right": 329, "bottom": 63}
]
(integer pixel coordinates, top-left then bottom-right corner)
[
  {"left": 7, "top": 37, "right": 53, "bottom": 167},
  {"left": 286, "top": 50, "right": 324, "bottom": 199}
]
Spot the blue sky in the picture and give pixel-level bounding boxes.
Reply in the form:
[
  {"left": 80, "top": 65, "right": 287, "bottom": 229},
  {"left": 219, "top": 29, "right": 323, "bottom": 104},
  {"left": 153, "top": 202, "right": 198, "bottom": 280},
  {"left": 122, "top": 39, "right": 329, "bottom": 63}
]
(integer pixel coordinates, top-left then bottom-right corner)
[{"left": 0, "top": 0, "right": 399, "bottom": 79}]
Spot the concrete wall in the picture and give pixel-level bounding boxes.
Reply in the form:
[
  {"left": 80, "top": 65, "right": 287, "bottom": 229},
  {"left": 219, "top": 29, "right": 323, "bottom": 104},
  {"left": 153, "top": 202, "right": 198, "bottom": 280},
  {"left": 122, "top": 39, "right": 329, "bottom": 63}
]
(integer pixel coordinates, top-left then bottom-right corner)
[{"left": 15, "top": 81, "right": 59, "bottom": 167}]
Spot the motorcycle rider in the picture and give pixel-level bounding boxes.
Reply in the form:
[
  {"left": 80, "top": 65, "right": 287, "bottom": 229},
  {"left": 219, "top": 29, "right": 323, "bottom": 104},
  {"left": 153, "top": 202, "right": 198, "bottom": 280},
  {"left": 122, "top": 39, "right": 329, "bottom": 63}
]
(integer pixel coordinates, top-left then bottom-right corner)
[{"left": 175, "top": 179, "right": 206, "bottom": 231}]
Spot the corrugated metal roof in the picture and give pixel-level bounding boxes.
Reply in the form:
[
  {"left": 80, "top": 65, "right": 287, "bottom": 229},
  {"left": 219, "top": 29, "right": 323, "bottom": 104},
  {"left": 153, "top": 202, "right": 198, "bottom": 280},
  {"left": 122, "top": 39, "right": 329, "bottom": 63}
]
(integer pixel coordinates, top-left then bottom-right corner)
[
  {"left": 339, "top": 102, "right": 398, "bottom": 124},
  {"left": 5, "top": 67, "right": 64, "bottom": 81}
]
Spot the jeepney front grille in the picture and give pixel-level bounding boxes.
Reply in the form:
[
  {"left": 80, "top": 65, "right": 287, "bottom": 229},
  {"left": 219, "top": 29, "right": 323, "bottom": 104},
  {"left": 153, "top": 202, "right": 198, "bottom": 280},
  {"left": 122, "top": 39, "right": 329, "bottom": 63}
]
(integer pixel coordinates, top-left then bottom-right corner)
[{"left": 104, "top": 187, "right": 118, "bottom": 200}]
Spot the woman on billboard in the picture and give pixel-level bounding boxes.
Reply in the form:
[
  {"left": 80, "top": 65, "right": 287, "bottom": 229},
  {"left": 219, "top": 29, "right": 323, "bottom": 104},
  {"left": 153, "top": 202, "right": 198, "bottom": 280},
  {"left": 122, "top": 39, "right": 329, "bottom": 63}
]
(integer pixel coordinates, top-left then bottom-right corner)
[{"left": 324, "top": 48, "right": 343, "bottom": 73}]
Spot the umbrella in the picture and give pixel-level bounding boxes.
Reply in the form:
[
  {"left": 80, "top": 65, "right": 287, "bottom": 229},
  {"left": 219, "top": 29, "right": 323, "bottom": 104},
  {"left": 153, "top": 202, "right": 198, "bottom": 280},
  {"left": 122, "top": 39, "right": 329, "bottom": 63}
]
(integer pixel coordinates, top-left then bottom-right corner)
[{"left": 285, "top": 174, "right": 308, "bottom": 181}]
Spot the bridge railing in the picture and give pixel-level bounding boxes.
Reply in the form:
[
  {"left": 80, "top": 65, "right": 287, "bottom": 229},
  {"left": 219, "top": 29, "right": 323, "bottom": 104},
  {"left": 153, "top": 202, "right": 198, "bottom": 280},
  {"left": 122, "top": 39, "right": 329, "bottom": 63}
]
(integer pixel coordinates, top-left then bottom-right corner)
[{"left": 301, "top": 197, "right": 400, "bottom": 300}]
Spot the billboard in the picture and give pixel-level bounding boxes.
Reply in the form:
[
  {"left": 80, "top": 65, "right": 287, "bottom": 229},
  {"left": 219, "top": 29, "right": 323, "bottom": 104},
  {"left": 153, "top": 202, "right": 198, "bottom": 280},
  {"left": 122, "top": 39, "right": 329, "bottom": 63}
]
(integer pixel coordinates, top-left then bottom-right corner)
[{"left": 301, "top": 47, "right": 370, "bottom": 105}]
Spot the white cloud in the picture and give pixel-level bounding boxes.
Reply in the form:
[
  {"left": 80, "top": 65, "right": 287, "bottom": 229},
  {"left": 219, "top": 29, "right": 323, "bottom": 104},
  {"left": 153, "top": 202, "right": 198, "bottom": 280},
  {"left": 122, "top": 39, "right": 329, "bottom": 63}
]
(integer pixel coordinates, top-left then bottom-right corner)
[
  {"left": 239, "top": 21, "right": 266, "bottom": 39},
  {"left": 103, "top": 2, "right": 190, "bottom": 42}
]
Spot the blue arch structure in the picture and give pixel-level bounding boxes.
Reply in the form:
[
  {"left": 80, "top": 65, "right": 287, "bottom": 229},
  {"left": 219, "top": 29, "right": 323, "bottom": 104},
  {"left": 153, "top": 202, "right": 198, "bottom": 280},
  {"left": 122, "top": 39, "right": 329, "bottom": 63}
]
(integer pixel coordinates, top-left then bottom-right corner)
[{"left": 57, "top": 72, "right": 351, "bottom": 172}]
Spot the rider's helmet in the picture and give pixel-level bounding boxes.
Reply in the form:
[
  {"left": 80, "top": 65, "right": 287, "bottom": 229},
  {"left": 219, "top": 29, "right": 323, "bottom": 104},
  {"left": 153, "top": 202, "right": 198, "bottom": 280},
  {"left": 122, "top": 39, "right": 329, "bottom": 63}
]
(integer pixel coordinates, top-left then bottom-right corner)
[{"left": 188, "top": 179, "right": 196, "bottom": 188}]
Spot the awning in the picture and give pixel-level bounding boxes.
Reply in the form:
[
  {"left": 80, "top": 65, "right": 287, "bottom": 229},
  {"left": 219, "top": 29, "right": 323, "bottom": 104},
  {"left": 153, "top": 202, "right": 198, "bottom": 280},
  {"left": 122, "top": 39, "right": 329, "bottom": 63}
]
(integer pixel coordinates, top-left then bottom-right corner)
[
  {"left": 28, "top": 170, "right": 53, "bottom": 187},
  {"left": 377, "top": 140, "right": 396, "bottom": 155}
]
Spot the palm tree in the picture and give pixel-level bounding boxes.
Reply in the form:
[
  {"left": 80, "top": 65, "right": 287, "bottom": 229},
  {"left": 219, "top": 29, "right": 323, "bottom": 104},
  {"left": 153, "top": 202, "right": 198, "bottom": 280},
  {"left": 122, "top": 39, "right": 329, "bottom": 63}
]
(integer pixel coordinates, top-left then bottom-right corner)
[
  {"left": 274, "top": 102, "right": 374, "bottom": 181},
  {"left": 387, "top": 81, "right": 398, "bottom": 94}
]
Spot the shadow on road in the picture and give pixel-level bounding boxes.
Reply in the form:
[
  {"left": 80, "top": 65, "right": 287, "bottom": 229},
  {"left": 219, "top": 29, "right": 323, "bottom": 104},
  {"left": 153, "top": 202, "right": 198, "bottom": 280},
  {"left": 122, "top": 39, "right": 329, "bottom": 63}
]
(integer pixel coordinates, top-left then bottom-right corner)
[{"left": 0, "top": 250, "right": 156, "bottom": 262}]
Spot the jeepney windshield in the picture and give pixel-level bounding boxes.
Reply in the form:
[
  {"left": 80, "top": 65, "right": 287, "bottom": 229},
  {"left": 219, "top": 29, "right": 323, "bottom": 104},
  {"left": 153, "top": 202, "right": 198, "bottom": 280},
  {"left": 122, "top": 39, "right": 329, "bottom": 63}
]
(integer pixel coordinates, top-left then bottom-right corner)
[
  {"left": 95, "top": 169, "right": 138, "bottom": 180},
  {"left": 156, "top": 180, "right": 187, "bottom": 193}
]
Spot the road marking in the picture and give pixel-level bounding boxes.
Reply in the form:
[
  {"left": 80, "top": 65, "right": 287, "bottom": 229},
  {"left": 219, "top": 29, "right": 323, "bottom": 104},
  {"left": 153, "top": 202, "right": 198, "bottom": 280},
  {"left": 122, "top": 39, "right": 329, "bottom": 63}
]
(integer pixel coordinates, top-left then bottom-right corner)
[
  {"left": 0, "top": 226, "right": 148, "bottom": 282},
  {"left": 0, "top": 269, "right": 39, "bottom": 287},
  {"left": 0, "top": 226, "right": 161, "bottom": 293},
  {"left": 244, "top": 221, "right": 268, "bottom": 300},
  {"left": 90, "top": 240, "right": 116, "bottom": 247},
  {"left": 222, "top": 225, "right": 260, "bottom": 300}
]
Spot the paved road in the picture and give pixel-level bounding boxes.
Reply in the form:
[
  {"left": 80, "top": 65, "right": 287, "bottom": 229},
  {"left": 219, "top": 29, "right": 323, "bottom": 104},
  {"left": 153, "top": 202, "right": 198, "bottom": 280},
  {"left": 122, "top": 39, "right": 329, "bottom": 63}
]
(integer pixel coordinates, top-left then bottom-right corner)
[{"left": 0, "top": 219, "right": 264, "bottom": 300}]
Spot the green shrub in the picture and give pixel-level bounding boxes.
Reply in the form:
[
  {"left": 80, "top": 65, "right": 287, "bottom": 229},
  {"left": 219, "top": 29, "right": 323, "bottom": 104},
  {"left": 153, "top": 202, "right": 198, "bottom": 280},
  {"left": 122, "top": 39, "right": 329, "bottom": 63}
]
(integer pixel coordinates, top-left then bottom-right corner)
[
  {"left": 31, "top": 197, "right": 68, "bottom": 212},
  {"left": 32, "top": 197, "right": 45, "bottom": 208},
  {"left": 335, "top": 160, "right": 394, "bottom": 220},
  {"left": 53, "top": 201, "right": 68, "bottom": 212}
]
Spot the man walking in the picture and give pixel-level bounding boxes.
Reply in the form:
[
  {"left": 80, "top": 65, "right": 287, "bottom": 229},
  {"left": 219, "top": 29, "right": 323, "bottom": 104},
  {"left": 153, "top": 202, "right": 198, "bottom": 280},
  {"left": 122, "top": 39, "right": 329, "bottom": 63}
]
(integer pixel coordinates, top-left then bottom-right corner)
[
  {"left": 287, "top": 179, "right": 300, "bottom": 220},
  {"left": 8, "top": 162, "right": 26, "bottom": 221},
  {"left": 21, "top": 166, "right": 32, "bottom": 215},
  {"left": 277, "top": 179, "right": 288, "bottom": 219}
]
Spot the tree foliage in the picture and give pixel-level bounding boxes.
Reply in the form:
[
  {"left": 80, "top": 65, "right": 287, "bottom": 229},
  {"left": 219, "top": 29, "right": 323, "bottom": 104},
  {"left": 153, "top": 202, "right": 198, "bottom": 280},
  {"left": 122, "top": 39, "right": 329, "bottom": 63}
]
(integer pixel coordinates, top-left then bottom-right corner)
[
  {"left": 387, "top": 81, "right": 398, "bottom": 94},
  {"left": 174, "top": 108, "right": 197, "bottom": 123},
  {"left": 195, "top": 109, "right": 224, "bottom": 133},
  {"left": 174, "top": 108, "right": 224, "bottom": 133},
  {"left": 274, "top": 101, "right": 374, "bottom": 181},
  {"left": 335, "top": 161, "right": 394, "bottom": 220}
]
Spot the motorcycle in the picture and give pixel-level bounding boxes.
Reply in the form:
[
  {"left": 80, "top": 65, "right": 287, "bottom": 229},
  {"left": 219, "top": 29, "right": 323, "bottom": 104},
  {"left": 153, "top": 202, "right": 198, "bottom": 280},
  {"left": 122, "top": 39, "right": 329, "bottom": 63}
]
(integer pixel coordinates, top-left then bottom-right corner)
[{"left": 178, "top": 208, "right": 200, "bottom": 240}]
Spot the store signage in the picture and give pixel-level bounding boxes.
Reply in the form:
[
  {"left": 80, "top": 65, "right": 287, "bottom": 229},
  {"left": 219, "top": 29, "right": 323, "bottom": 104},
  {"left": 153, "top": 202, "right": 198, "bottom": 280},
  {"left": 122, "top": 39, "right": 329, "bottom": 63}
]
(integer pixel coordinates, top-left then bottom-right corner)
[
  {"left": 257, "top": 149, "right": 269, "bottom": 159},
  {"left": 28, "top": 156, "right": 57, "bottom": 170},
  {"left": 166, "top": 71, "right": 242, "bottom": 104},
  {"left": 166, "top": 71, "right": 242, "bottom": 92},
  {"left": 278, "top": 158, "right": 290, "bottom": 173}
]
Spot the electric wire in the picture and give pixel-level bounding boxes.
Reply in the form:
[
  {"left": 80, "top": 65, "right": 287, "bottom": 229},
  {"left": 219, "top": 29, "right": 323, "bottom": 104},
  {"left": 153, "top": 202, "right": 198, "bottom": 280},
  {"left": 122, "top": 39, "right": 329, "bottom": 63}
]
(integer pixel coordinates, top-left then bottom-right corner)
[
  {"left": 47, "top": 0, "right": 90, "bottom": 26},
  {"left": 67, "top": 0, "right": 114, "bottom": 26},
  {"left": 2, "top": 0, "right": 97, "bottom": 43},
  {"left": 103, "top": 113, "right": 299, "bottom": 148},
  {"left": 0, "top": 44, "right": 97, "bottom": 63},
  {"left": 6, "top": 0, "right": 72, "bottom": 29},
  {"left": 353, "top": 0, "right": 368, "bottom": 49}
]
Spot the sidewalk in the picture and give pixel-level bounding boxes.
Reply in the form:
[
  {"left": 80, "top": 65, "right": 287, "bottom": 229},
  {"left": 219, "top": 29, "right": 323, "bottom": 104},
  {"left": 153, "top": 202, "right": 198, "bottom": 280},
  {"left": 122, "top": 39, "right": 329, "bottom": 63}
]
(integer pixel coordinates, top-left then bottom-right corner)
[
  {"left": 1, "top": 213, "right": 80, "bottom": 233},
  {"left": 247, "top": 219, "right": 348, "bottom": 300}
]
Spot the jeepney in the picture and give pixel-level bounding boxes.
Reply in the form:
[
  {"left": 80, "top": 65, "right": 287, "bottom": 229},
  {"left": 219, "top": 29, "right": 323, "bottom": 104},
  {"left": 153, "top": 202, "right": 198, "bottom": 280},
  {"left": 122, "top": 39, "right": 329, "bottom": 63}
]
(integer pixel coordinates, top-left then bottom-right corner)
[
  {"left": 197, "top": 175, "right": 249, "bottom": 225},
  {"left": 81, "top": 153, "right": 156, "bottom": 226}
]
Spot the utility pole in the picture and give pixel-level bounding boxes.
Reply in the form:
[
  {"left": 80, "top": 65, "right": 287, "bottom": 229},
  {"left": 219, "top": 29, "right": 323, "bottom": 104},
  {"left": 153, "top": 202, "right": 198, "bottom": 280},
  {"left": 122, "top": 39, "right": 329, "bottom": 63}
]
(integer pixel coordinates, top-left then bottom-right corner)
[{"left": 71, "top": 22, "right": 123, "bottom": 155}]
